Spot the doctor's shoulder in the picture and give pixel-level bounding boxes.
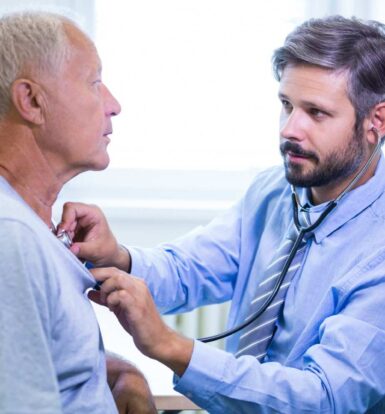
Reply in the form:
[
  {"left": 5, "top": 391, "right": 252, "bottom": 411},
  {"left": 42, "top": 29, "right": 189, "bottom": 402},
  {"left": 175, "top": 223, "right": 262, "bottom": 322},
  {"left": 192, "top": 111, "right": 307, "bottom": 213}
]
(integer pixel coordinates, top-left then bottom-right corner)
[{"left": 243, "top": 165, "right": 289, "bottom": 206}]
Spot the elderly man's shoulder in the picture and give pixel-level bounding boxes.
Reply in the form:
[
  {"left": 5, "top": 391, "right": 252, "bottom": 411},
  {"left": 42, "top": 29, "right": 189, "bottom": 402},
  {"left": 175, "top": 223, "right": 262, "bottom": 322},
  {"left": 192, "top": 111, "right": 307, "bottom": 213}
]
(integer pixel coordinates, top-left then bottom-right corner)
[
  {"left": 0, "top": 177, "right": 57, "bottom": 272},
  {"left": 0, "top": 177, "right": 45, "bottom": 236}
]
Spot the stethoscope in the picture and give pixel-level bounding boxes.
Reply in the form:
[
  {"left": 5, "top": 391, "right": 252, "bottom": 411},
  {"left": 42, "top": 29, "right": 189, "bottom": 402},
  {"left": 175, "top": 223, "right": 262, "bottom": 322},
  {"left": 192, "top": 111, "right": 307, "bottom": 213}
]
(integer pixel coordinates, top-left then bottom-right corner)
[
  {"left": 51, "top": 220, "right": 96, "bottom": 269},
  {"left": 50, "top": 132, "right": 384, "bottom": 343},
  {"left": 199, "top": 131, "right": 384, "bottom": 343}
]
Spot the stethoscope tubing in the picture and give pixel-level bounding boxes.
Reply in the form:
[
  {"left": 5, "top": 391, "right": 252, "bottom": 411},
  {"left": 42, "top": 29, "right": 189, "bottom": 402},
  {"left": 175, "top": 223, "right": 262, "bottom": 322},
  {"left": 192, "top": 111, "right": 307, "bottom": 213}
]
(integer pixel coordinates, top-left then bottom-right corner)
[
  {"left": 198, "top": 195, "right": 331, "bottom": 344},
  {"left": 198, "top": 135, "right": 383, "bottom": 344},
  {"left": 199, "top": 227, "right": 307, "bottom": 343}
]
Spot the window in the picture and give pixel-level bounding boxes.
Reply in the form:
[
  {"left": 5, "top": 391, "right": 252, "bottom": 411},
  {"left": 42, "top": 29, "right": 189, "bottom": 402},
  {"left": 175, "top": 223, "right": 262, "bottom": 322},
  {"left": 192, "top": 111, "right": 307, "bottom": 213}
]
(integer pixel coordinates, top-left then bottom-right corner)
[{"left": 94, "top": 0, "right": 308, "bottom": 171}]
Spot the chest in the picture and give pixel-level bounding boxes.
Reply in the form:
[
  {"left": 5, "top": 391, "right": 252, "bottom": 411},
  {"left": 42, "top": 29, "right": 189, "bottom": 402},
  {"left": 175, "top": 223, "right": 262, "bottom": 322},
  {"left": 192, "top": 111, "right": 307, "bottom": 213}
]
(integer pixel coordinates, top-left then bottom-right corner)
[{"left": 47, "top": 249, "right": 102, "bottom": 390}]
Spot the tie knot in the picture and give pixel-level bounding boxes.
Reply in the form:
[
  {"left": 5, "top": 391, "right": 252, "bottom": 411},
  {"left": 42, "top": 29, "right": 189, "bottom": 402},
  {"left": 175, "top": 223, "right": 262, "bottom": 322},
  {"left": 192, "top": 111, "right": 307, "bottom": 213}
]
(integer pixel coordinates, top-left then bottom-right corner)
[
  {"left": 286, "top": 223, "right": 300, "bottom": 241},
  {"left": 302, "top": 230, "right": 314, "bottom": 242},
  {"left": 286, "top": 222, "right": 313, "bottom": 243}
]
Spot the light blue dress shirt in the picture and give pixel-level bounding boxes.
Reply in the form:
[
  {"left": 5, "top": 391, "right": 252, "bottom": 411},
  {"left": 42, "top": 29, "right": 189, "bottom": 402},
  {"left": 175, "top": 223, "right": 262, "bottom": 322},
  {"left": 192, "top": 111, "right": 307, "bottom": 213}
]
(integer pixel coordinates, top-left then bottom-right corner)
[{"left": 130, "top": 155, "right": 385, "bottom": 413}]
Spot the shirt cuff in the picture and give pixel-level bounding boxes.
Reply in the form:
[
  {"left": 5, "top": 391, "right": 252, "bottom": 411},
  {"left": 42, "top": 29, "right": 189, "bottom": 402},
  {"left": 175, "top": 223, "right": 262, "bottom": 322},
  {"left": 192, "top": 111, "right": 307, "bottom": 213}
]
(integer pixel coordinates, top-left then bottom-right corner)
[
  {"left": 126, "top": 246, "right": 147, "bottom": 277},
  {"left": 173, "top": 339, "right": 231, "bottom": 410}
]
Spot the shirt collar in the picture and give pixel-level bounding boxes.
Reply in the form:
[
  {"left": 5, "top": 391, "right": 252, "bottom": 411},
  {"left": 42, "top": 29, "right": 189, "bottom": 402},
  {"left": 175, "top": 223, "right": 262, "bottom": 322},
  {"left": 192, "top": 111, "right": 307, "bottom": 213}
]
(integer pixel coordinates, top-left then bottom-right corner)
[{"left": 296, "top": 152, "right": 385, "bottom": 243}]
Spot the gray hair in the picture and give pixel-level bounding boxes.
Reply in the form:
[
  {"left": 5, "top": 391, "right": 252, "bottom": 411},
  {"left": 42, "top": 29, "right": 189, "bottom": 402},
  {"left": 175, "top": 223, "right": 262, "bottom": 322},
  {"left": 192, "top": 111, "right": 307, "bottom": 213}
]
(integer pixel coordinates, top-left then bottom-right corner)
[
  {"left": 272, "top": 16, "right": 385, "bottom": 128},
  {"left": 0, "top": 11, "right": 76, "bottom": 118}
]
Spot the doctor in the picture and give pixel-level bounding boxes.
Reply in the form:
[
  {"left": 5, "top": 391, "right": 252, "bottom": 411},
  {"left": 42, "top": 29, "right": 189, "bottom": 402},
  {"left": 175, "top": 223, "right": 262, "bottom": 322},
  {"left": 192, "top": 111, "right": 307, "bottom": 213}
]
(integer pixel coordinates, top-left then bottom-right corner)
[{"left": 62, "top": 16, "right": 385, "bottom": 413}]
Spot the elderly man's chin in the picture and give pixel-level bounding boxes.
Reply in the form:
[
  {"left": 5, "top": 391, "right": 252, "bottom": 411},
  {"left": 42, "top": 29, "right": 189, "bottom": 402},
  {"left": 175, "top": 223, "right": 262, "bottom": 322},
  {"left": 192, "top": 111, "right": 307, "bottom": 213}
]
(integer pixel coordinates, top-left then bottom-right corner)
[
  {"left": 94, "top": 154, "right": 110, "bottom": 171},
  {"left": 84, "top": 151, "right": 111, "bottom": 172}
]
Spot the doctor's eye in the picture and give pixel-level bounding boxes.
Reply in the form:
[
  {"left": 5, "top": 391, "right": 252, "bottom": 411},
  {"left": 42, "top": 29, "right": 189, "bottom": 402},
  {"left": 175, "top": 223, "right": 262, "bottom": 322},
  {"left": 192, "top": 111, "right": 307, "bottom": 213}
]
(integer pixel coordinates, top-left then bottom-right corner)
[
  {"left": 309, "top": 107, "right": 328, "bottom": 119},
  {"left": 280, "top": 99, "right": 293, "bottom": 112}
]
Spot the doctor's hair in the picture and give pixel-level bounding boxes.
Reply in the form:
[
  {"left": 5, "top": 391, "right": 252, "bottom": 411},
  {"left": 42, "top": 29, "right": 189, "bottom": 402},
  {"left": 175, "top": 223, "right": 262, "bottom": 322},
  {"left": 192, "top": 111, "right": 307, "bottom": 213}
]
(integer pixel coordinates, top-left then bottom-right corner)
[
  {"left": 0, "top": 11, "right": 80, "bottom": 119},
  {"left": 272, "top": 15, "right": 385, "bottom": 129}
]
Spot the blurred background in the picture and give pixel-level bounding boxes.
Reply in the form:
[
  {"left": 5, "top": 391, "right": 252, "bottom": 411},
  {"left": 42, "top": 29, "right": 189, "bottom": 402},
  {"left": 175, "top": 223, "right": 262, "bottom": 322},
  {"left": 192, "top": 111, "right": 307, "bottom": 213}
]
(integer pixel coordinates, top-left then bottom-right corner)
[{"left": 2, "top": 0, "right": 385, "bottom": 407}]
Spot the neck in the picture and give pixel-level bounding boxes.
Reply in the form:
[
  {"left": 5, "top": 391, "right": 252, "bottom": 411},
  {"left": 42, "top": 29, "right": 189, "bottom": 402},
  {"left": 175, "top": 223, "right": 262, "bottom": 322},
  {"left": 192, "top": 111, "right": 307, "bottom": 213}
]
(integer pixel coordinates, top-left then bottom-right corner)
[
  {"left": 0, "top": 123, "right": 62, "bottom": 226},
  {"left": 310, "top": 151, "right": 381, "bottom": 205}
]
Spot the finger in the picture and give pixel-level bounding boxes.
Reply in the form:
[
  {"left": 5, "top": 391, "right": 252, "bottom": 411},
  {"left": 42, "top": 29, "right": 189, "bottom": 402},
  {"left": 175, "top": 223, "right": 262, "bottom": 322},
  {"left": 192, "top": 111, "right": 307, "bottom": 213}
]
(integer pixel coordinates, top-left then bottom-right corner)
[
  {"left": 90, "top": 268, "right": 131, "bottom": 292},
  {"left": 88, "top": 284, "right": 114, "bottom": 306},
  {"left": 69, "top": 243, "right": 80, "bottom": 256},
  {"left": 88, "top": 289, "right": 104, "bottom": 305},
  {"left": 101, "top": 275, "right": 132, "bottom": 298},
  {"left": 106, "top": 289, "right": 132, "bottom": 309},
  {"left": 71, "top": 241, "right": 99, "bottom": 261},
  {"left": 59, "top": 202, "right": 84, "bottom": 231},
  {"left": 59, "top": 202, "right": 101, "bottom": 232},
  {"left": 90, "top": 267, "right": 119, "bottom": 282}
]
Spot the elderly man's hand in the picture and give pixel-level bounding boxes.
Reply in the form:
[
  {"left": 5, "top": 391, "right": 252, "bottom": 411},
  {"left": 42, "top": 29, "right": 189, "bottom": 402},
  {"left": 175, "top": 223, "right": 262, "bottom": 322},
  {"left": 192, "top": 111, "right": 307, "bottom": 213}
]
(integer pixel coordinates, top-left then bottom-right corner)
[
  {"left": 58, "top": 202, "right": 131, "bottom": 271},
  {"left": 106, "top": 354, "right": 157, "bottom": 414}
]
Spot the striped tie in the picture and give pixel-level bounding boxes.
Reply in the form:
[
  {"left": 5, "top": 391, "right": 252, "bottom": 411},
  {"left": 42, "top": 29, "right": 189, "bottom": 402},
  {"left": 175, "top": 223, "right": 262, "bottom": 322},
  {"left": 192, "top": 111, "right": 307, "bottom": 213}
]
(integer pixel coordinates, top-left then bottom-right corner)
[{"left": 236, "top": 222, "right": 308, "bottom": 360}]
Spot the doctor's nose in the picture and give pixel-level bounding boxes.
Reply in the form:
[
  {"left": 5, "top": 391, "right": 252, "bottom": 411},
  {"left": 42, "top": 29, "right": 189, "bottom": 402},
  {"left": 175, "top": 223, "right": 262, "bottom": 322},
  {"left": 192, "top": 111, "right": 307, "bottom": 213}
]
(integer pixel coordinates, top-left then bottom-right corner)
[{"left": 280, "top": 111, "right": 305, "bottom": 141}]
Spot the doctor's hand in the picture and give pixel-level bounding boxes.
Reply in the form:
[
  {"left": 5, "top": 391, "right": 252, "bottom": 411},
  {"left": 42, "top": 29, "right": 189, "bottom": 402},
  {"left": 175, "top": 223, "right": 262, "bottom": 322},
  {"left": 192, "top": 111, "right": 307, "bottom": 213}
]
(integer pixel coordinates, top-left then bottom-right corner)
[
  {"left": 59, "top": 202, "right": 130, "bottom": 271},
  {"left": 89, "top": 267, "right": 194, "bottom": 378}
]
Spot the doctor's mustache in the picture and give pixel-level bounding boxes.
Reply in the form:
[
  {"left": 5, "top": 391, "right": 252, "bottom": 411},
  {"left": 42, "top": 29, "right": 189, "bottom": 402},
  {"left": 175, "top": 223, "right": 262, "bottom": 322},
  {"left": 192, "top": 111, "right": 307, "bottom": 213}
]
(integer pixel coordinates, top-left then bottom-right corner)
[{"left": 280, "top": 141, "right": 319, "bottom": 162}]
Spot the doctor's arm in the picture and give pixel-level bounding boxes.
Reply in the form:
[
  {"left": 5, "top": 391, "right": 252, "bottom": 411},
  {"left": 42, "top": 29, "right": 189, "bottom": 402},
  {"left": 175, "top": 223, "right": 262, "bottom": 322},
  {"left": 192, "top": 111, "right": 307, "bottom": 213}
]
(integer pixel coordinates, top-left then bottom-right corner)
[
  {"left": 89, "top": 268, "right": 193, "bottom": 378},
  {"left": 89, "top": 264, "right": 385, "bottom": 414},
  {"left": 60, "top": 199, "right": 242, "bottom": 313}
]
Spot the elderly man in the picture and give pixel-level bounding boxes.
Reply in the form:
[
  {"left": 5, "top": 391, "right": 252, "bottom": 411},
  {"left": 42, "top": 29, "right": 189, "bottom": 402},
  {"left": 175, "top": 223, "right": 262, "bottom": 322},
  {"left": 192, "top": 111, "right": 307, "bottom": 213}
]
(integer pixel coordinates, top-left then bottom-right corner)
[
  {"left": 61, "top": 16, "right": 385, "bottom": 413},
  {"left": 0, "top": 11, "right": 155, "bottom": 414}
]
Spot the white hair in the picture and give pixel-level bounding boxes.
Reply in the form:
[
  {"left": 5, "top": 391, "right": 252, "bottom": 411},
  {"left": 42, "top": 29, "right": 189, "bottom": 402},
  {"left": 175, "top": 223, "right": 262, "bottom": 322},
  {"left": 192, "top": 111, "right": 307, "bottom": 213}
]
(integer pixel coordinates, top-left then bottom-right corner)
[{"left": 0, "top": 11, "right": 76, "bottom": 118}]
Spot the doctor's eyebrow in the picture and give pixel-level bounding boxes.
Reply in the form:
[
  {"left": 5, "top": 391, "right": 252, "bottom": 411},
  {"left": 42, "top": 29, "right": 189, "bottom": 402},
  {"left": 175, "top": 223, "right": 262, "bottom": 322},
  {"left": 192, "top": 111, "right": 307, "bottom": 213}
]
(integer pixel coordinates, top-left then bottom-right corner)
[
  {"left": 278, "top": 92, "right": 336, "bottom": 115},
  {"left": 278, "top": 92, "right": 289, "bottom": 101}
]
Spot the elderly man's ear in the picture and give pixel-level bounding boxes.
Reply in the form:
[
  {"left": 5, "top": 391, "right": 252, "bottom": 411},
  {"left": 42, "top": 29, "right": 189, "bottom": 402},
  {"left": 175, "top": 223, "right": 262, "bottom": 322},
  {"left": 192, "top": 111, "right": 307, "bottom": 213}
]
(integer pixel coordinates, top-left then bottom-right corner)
[{"left": 10, "top": 78, "right": 46, "bottom": 125}]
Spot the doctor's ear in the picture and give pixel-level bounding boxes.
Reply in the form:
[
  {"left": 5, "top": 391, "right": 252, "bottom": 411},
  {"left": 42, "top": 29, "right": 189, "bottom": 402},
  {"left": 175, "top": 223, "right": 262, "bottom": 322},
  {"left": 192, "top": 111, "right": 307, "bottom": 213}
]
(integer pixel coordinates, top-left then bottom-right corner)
[
  {"left": 10, "top": 78, "right": 45, "bottom": 125},
  {"left": 367, "top": 102, "right": 385, "bottom": 144}
]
